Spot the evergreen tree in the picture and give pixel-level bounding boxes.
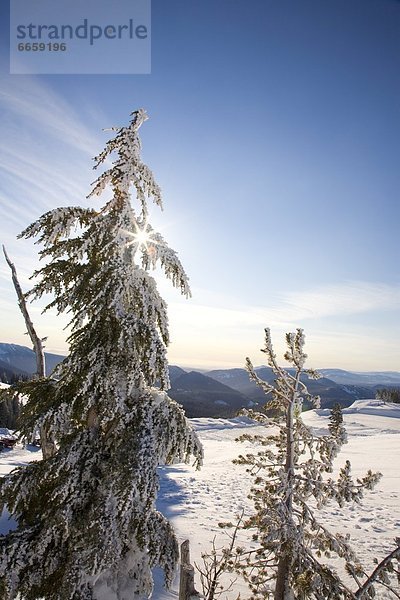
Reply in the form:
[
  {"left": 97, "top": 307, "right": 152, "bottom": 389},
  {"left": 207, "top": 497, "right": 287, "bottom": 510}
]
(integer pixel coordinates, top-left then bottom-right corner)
[
  {"left": 328, "top": 402, "right": 346, "bottom": 442},
  {"left": 230, "top": 328, "right": 398, "bottom": 599},
  {"left": 0, "top": 390, "right": 22, "bottom": 430},
  {"left": 0, "top": 109, "right": 203, "bottom": 599},
  {"left": 0, "top": 390, "right": 22, "bottom": 429},
  {"left": 0, "top": 398, "right": 11, "bottom": 430},
  {"left": 376, "top": 388, "right": 400, "bottom": 403}
]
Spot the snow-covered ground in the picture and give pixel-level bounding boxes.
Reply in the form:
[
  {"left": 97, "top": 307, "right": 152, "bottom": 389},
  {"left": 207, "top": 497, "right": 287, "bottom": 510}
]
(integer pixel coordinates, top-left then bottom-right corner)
[
  {"left": 154, "top": 400, "right": 400, "bottom": 599},
  {"left": 0, "top": 400, "right": 399, "bottom": 598}
]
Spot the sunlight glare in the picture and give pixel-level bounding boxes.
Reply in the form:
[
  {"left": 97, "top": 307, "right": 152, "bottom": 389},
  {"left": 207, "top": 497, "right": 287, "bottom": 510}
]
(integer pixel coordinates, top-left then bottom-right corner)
[
  {"left": 134, "top": 228, "right": 151, "bottom": 246},
  {"left": 121, "top": 224, "right": 157, "bottom": 258}
]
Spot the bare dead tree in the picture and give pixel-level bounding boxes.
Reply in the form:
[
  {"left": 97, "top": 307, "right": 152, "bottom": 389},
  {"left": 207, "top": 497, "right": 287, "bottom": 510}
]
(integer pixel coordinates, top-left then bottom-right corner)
[
  {"left": 2, "top": 245, "right": 56, "bottom": 459},
  {"left": 3, "top": 245, "right": 45, "bottom": 377}
]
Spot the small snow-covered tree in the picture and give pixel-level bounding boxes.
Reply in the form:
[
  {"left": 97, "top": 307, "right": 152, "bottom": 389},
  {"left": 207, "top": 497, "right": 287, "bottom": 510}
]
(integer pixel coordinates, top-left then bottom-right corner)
[
  {"left": 328, "top": 403, "right": 346, "bottom": 440},
  {"left": 230, "top": 328, "right": 399, "bottom": 599},
  {"left": 0, "top": 109, "right": 203, "bottom": 599}
]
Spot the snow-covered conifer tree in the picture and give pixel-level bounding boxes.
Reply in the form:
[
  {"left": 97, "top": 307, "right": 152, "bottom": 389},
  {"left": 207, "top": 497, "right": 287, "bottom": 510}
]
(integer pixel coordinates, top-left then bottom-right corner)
[
  {"left": 328, "top": 402, "right": 346, "bottom": 441},
  {"left": 232, "top": 328, "right": 399, "bottom": 599},
  {"left": 0, "top": 109, "right": 203, "bottom": 599}
]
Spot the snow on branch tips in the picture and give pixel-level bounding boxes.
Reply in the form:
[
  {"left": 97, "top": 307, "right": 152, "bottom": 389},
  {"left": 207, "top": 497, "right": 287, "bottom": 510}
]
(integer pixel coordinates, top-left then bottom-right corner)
[
  {"left": 204, "top": 328, "right": 400, "bottom": 600},
  {"left": 0, "top": 109, "right": 202, "bottom": 600}
]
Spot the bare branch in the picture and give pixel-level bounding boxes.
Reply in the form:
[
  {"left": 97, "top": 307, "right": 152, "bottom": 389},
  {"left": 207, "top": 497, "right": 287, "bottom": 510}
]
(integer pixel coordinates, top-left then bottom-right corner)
[{"left": 354, "top": 544, "right": 400, "bottom": 599}]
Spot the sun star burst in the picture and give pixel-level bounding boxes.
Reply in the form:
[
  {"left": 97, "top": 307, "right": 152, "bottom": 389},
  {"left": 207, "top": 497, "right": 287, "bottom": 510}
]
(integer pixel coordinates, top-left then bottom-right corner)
[{"left": 121, "top": 223, "right": 157, "bottom": 257}]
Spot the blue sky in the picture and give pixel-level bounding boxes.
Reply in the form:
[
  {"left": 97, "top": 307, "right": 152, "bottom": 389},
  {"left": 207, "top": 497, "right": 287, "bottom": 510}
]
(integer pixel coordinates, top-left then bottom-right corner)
[{"left": 0, "top": 0, "right": 399, "bottom": 370}]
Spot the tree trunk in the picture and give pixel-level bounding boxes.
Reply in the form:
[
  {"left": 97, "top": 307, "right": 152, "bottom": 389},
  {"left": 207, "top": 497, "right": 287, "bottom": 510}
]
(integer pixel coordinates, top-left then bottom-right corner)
[
  {"left": 87, "top": 406, "right": 100, "bottom": 430},
  {"left": 179, "top": 540, "right": 200, "bottom": 600},
  {"left": 40, "top": 424, "right": 57, "bottom": 460},
  {"left": 274, "top": 381, "right": 297, "bottom": 600},
  {"left": 274, "top": 552, "right": 293, "bottom": 600},
  {"left": 181, "top": 539, "right": 191, "bottom": 565},
  {"left": 3, "top": 245, "right": 57, "bottom": 459}
]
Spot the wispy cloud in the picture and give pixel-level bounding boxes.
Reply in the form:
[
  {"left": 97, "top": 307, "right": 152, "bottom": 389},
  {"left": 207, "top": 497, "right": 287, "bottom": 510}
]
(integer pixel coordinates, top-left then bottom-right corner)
[
  {"left": 0, "top": 75, "right": 100, "bottom": 156},
  {"left": 0, "top": 77, "right": 398, "bottom": 371},
  {"left": 0, "top": 76, "right": 108, "bottom": 339},
  {"left": 0, "top": 76, "right": 106, "bottom": 236},
  {"left": 281, "top": 281, "right": 400, "bottom": 321},
  {"left": 164, "top": 280, "right": 400, "bottom": 336}
]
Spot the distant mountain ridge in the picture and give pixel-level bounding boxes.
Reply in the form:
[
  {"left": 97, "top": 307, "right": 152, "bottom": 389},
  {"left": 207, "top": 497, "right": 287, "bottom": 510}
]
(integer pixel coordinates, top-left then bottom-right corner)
[
  {"left": 1, "top": 342, "right": 398, "bottom": 417},
  {"left": 168, "top": 370, "right": 251, "bottom": 418},
  {"left": 0, "top": 343, "right": 64, "bottom": 377},
  {"left": 318, "top": 368, "right": 400, "bottom": 387},
  {"left": 205, "top": 367, "right": 374, "bottom": 409}
]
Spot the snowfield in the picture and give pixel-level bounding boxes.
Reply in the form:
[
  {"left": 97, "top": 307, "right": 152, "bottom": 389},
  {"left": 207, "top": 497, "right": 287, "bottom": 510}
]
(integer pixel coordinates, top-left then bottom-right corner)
[
  {"left": 0, "top": 400, "right": 399, "bottom": 599},
  {"left": 155, "top": 400, "right": 400, "bottom": 599}
]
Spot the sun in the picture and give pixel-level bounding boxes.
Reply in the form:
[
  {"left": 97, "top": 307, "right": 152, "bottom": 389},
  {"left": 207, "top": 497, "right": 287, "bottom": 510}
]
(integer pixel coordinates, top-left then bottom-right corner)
[
  {"left": 133, "top": 228, "right": 152, "bottom": 247},
  {"left": 121, "top": 223, "right": 156, "bottom": 257}
]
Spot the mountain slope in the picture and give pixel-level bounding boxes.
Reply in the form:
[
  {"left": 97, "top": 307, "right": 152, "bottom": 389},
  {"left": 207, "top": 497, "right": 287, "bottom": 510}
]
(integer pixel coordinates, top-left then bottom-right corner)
[
  {"left": 168, "top": 371, "right": 251, "bottom": 418},
  {"left": 168, "top": 365, "right": 187, "bottom": 384},
  {"left": 0, "top": 343, "right": 64, "bottom": 376},
  {"left": 319, "top": 369, "right": 400, "bottom": 387},
  {"left": 0, "top": 358, "right": 29, "bottom": 384},
  {"left": 205, "top": 368, "right": 267, "bottom": 403},
  {"left": 206, "top": 367, "right": 373, "bottom": 409}
]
